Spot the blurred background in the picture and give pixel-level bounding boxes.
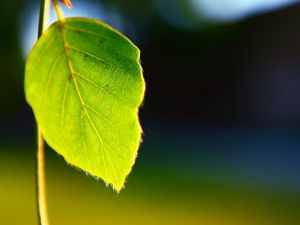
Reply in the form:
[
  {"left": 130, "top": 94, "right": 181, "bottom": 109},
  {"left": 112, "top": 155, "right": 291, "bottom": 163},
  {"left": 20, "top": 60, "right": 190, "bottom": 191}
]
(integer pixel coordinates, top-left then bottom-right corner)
[{"left": 1, "top": 0, "right": 300, "bottom": 224}]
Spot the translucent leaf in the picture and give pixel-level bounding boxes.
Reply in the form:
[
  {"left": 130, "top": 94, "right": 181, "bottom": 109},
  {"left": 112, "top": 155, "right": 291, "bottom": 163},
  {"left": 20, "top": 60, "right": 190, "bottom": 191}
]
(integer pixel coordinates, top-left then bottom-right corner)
[{"left": 25, "top": 17, "right": 145, "bottom": 191}]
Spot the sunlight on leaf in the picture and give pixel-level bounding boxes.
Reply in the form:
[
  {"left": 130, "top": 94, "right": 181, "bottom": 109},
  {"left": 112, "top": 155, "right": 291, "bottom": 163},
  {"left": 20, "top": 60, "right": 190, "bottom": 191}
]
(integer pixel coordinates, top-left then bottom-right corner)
[{"left": 25, "top": 17, "right": 145, "bottom": 191}]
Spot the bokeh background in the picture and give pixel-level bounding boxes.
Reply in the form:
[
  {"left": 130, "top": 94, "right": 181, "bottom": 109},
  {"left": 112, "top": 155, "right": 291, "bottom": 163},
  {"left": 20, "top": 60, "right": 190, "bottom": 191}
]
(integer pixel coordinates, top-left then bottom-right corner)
[{"left": 1, "top": 0, "right": 300, "bottom": 224}]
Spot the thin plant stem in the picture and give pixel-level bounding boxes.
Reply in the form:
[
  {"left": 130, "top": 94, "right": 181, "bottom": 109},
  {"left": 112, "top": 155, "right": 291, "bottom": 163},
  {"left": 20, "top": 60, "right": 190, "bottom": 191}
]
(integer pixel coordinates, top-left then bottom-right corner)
[
  {"left": 37, "top": 128, "right": 49, "bottom": 225},
  {"left": 38, "top": 0, "right": 51, "bottom": 37},
  {"left": 36, "top": 0, "right": 51, "bottom": 225},
  {"left": 53, "top": 0, "right": 64, "bottom": 21}
]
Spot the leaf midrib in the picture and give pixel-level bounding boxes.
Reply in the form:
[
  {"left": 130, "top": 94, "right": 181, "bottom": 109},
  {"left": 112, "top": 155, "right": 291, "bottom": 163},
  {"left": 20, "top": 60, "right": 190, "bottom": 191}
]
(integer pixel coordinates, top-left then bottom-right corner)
[{"left": 58, "top": 22, "right": 119, "bottom": 185}]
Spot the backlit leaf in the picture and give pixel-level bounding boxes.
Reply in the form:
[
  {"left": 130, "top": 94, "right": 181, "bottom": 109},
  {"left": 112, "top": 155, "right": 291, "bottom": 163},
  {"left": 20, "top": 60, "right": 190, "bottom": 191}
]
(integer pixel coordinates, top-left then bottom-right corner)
[{"left": 25, "top": 17, "right": 145, "bottom": 191}]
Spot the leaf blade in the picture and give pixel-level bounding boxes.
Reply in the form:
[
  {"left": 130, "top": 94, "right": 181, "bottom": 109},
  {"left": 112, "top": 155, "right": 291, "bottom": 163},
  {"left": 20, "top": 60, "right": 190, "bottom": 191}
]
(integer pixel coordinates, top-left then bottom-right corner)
[{"left": 25, "top": 17, "right": 145, "bottom": 191}]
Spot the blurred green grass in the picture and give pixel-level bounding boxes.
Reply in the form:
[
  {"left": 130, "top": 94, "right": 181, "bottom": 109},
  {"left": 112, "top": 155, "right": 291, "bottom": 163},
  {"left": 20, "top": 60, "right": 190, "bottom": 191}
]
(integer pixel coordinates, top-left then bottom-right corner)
[{"left": 1, "top": 144, "right": 300, "bottom": 225}]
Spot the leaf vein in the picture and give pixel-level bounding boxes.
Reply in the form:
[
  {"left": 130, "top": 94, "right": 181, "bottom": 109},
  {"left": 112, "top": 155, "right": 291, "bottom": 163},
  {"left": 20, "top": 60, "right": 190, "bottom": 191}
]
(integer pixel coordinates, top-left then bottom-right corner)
[
  {"left": 43, "top": 54, "right": 63, "bottom": 119},
  {"left": 84, "top": 103, "right": 113, "bottom": 127},
  {"left": 75, "top": 71, "right": 130, "bottom": 106},
  {"left": 30, "top": 33, "right": 58, "bottom": 73},
  {"left": 58, "top": 24, "right": 118, "bottom": 185},
  {"left": 60, "top": 80, "right": 70, "bottom": 138},
  {"left": 67, "top": 44, "right": 113, "bottom": 66},
  {"left": 80, "top": 111, "right": 91, "bottom": 171},
  {"left": 84, "top": 107, "right": 118, "bottom": 184},
  {"left": 64, "top": 24, "right": 110, "bottom": 40}
]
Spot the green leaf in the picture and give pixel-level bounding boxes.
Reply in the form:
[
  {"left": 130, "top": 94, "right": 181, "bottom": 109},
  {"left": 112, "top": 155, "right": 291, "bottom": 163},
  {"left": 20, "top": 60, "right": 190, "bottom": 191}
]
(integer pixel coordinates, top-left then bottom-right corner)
[{"left": 25, "top": 17, "right": 145, "bottom": 191}]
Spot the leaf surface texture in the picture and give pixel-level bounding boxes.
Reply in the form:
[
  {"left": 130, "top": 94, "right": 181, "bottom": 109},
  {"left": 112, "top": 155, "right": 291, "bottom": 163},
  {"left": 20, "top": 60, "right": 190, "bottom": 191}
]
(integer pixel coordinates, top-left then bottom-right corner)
[{"left": 25, "top": 17, "right": 145, "bottom": 191}]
